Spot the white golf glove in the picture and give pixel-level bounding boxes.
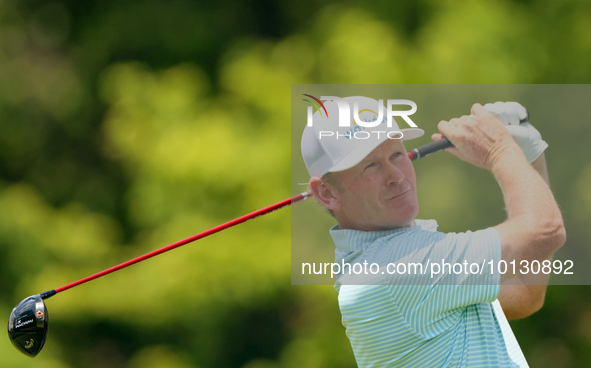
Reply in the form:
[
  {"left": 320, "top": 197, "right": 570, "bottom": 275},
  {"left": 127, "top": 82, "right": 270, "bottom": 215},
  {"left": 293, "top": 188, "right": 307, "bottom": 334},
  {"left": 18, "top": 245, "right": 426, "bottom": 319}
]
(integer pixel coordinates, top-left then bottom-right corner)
[{"left": 484, "top": 101, "right": 548, "bottom": 163}]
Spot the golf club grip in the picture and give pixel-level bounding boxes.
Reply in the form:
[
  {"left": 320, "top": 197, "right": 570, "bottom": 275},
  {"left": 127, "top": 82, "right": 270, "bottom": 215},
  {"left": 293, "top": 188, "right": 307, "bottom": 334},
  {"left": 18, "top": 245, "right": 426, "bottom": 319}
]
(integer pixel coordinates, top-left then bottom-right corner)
[
  {"left": 408, "top": 138, "right": 453, "bottom": 160},
  {"left": 408, "top": 108, "right": 530, "bottom": 161},
  {"left": 50, "top": 191, "right": 311, "bottom": 296}
]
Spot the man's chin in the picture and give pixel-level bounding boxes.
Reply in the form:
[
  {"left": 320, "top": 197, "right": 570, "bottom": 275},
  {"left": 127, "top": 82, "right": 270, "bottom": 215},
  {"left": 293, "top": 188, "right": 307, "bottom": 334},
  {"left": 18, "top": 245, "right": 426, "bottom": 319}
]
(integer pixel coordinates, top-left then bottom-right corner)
[{"left": 385, "top": 205, "right": 419, "bottom": 228}]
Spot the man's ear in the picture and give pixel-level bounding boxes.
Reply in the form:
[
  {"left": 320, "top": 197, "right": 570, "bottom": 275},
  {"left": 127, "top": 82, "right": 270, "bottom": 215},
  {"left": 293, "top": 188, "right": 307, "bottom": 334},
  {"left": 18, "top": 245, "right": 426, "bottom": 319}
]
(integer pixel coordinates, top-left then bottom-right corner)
[{"left": 309, "top": 176, "right": 342, "bottom": 212}]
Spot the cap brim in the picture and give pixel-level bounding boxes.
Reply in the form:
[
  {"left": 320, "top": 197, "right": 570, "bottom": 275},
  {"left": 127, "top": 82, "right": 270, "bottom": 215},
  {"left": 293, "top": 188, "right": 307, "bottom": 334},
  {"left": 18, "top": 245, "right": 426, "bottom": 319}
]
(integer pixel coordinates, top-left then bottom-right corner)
[
  {"left": 400, "top": 128, "right": 425, "bottom": 141},
  {"left": 329, "top": 128, "right": 424, "bottom": 173}
]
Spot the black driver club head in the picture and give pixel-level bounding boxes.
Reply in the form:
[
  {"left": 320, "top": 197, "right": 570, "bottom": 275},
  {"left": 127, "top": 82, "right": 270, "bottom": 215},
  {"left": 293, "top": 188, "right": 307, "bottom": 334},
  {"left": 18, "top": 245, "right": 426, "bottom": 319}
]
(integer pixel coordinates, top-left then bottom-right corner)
[{"left": 8, "top": 294, "right": 49, "bottom": 358}]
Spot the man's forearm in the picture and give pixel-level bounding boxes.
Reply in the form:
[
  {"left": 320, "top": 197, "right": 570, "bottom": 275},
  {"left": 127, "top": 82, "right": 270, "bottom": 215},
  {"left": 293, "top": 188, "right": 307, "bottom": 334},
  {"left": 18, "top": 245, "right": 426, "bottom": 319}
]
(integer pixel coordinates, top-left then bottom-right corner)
[
  {"left": 435, "top": 105, "right": 565, "bottom": 282},
  {"left": 498, "top": 152, "right": 553, "bottom": 318},
  {"left": 492, "top": 147, "right": 565, "bottom": 283},
  {"left": 492, "top": 149, "right": 556, "bottom": 226}
]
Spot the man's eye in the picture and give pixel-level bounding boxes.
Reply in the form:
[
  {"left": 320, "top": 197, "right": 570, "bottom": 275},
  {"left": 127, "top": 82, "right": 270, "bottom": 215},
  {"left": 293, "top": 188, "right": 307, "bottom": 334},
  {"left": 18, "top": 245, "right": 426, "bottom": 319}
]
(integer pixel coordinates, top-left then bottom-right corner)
[{"left": 365, "top": 162, "right": 376, "bottom": 170}]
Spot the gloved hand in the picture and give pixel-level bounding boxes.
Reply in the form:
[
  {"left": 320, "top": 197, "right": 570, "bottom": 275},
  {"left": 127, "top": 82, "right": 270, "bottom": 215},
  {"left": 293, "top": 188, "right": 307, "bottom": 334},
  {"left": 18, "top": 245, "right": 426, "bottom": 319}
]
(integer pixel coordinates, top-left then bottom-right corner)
[{"left": 484, "top": 101, "right": 548, "bottom": 163}]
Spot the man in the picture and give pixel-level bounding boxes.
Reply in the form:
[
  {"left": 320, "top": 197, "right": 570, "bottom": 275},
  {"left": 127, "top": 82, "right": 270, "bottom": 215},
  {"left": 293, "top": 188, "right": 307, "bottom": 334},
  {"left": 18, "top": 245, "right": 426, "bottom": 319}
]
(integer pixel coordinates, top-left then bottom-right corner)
[{"left": 300, "top": 96, "right": 566, "bottom": 367}]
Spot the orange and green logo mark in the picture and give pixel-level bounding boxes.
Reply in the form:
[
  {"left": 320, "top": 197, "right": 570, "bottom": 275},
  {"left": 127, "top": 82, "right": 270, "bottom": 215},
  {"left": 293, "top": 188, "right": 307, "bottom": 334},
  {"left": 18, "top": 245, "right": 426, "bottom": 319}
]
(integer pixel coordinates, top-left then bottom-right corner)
[{"left": 302, "top": 94, "right": 328, "bottom": 118}]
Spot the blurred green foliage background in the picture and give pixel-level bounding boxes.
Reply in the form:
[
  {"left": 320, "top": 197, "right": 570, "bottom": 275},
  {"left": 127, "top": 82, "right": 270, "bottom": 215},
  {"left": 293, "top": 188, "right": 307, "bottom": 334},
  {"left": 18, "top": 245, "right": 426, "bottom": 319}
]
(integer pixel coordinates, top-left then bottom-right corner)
[{"left": 1, "top": 0, "right": 591, "bottom": 367}]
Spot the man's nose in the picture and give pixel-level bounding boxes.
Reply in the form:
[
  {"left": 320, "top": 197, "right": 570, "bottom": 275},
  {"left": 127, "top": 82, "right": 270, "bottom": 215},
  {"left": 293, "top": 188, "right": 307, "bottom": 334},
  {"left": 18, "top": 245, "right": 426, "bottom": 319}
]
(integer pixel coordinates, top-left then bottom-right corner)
[{"left": 385, "top": 163, "right": 404, "bottom": 186}]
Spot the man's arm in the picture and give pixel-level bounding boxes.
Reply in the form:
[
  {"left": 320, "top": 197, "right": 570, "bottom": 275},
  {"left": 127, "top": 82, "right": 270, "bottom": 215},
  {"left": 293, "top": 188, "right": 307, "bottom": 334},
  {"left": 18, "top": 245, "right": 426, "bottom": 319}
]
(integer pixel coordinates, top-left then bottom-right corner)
[
  {"left": 491, "top": 143, "right": 565, "bottom": 284},
  {"left": 437, "top": 104, "right": 566, "bottom": 286},
  {"left": 498, "top": 153, "right": 554, "bottom": 319}
]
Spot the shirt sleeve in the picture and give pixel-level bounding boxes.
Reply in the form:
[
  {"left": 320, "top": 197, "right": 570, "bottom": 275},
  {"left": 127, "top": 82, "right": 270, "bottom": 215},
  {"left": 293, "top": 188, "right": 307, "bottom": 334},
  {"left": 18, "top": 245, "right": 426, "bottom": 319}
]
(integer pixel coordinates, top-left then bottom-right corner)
[
  {"left": 433, "top": 227, "right": 502, "bottom": 288},
  {"left": 385, "top": 227, "right": 502, "bottom": 336}
]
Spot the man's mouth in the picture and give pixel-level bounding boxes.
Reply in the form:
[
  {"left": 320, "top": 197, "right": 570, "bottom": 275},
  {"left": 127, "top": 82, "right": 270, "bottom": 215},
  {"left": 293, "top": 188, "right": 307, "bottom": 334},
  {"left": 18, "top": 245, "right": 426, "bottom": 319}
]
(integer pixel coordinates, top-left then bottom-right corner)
[{"left": 384, "top": 189, "right": 411, "bottom": 202}]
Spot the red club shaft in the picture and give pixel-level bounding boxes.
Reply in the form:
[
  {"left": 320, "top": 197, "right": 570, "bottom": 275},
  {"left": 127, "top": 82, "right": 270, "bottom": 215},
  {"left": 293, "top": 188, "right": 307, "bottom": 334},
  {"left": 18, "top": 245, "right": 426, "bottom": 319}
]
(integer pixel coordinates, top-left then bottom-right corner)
[
  {"left": 41, "top": 192, "right": 311, "bottom": 298},
  {"left": 40, "top": 139, "right": 443, "bottom": 300}
]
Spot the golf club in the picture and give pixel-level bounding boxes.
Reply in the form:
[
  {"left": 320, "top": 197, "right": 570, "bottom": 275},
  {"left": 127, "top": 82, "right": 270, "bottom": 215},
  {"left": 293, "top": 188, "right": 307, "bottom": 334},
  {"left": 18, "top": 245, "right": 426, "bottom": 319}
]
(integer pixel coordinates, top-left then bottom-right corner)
[
  {"left": 8, "top": 106, "right": 528, "bottom": 358},
  {"left": 407, "top": 109, "right": 530, "bottom": 160},
  {"left": 8, "top": 191, "right": 310, "bottom": 357}
]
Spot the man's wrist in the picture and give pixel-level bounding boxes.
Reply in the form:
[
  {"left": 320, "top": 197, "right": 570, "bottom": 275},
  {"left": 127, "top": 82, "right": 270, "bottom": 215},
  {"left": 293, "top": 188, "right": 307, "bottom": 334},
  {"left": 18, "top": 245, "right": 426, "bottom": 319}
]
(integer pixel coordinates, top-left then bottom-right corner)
[{"left": 488, "top": 144, "right": 529, "bottom": 175}]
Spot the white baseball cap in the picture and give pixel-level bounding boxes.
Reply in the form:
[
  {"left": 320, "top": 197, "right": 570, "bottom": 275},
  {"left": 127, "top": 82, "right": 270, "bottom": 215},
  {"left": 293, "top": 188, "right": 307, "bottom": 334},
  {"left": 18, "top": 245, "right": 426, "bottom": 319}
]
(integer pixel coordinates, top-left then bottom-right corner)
[{"left": 301, "top": 96, "right": 424, "bottom": 177}]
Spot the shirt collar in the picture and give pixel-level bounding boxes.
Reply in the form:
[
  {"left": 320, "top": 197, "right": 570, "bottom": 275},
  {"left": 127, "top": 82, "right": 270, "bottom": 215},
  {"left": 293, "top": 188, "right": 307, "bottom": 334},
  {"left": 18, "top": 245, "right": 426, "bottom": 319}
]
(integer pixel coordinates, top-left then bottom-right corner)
[{"left": 329, "top": 219, "right": 438, "bottom": 252}]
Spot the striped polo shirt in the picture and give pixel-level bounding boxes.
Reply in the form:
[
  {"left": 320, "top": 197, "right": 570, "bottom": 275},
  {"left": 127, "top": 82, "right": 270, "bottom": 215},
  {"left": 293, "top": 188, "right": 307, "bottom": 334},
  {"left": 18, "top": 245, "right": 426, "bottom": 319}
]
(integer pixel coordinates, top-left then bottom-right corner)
[{"left": 331, "top": 219, "right": 529, "bottom": 367}]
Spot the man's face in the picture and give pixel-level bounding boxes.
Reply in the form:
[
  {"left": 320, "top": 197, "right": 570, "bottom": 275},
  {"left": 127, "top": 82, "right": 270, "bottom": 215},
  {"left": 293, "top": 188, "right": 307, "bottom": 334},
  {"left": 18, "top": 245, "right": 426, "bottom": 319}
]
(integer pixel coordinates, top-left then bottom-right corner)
[{"left": 330, "top": 138, "right": 419, "bottom": 231}]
